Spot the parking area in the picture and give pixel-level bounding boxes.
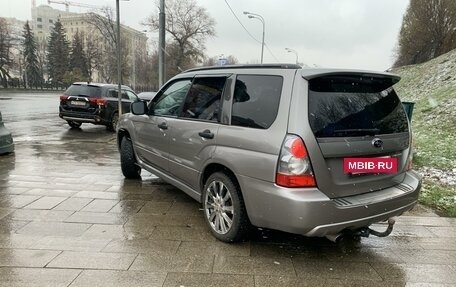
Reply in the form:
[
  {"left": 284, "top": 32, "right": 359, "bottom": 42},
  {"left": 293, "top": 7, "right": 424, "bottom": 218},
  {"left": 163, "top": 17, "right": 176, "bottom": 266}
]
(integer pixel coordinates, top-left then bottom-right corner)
[{"left": 1, "top": 91, "right": 456, "bottom": 286}]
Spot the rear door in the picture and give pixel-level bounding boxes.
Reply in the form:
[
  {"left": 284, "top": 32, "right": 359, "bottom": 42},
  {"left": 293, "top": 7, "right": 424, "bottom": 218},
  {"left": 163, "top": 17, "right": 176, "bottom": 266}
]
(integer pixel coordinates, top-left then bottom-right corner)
[
  {"left": 167, "top": 75, "right": 228, "bottom": 191},
  {"left": 105, "top": 89, "right": 137, "bottom": 113},
  {"left": 291, "top": 73, "right": 411, "bottom": 198}
]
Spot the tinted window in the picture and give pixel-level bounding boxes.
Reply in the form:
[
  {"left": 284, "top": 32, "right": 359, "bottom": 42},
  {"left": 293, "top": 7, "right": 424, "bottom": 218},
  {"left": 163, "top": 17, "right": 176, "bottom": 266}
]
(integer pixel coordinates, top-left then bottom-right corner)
[
  {"left": 107, "top": 89, "right": 118, "bottom": 98},
  {"left": 231, "top": 75, "right": 283, "bottom": 129},
  {"left": 65, "top": 85, "right": 102, "bottom": 98},
  {"left": 151, "top": 79, "right": 192, "bottom": 116},
  {"left": 180, "top": 77, "right": 226, "bottom": 122},
  {"left": 107, "top": 90, "right": 129, "bottom": 99},
  {"left": 308, "top": 76, "right": 408, "bottom": 138}
]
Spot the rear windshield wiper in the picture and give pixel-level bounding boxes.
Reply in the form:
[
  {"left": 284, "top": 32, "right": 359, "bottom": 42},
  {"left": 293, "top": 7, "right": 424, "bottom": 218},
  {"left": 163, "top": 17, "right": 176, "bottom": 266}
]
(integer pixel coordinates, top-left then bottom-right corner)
[{"left": 333, "top": 128, "right": 380, "bottom": 136}]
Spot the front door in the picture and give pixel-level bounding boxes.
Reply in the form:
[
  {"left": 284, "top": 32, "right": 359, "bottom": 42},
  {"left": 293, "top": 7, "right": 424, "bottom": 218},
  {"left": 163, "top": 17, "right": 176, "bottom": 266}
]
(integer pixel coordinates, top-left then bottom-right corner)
[{"left": 134, "top": 79, "right": 192, "bottom": 172}]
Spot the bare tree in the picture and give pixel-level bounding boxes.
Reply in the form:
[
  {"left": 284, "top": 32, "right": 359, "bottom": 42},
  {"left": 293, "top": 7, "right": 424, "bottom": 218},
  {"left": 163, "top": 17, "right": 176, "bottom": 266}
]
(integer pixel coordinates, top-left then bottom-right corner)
[
  {"left": 144, "top": 0, "right": 216, "bottom": 76},
  {"left": 0, "top": 18, "right": 13, "bottom": 87},
  {"left": 85, "top": 8, "right": 130, "bottom": 83},
  {"left": 86, "top": 9, "right": 117, "bottom": 44},
  {"left": 85, "top": 33, "right": 100, "bottom": 82},
  {"left": 36, "top": 40, "right": 47, "bottom": 82},
  {"left": 395, "top": 0, "right": 456, "bottom": 66}
]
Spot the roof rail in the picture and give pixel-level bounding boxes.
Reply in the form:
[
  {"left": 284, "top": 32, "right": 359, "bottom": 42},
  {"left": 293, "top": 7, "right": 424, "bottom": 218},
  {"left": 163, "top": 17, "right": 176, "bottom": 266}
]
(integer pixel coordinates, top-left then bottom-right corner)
[{"left": 184, "top": 64, "right": 302, "bottom": 73}]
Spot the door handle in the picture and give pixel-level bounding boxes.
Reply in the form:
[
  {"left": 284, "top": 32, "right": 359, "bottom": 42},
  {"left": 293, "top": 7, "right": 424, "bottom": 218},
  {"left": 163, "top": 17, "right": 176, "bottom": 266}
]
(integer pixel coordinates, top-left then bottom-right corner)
[
  {"left": 158, "top": 122, "right": 168, "bottom": 130},
  {"left": 198, "top": 129, "right": 214, "bottom": 139}
]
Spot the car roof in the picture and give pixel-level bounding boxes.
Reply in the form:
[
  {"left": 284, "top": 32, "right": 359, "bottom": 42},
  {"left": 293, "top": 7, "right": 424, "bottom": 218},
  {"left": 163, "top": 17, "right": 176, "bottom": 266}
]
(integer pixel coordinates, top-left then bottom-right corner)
[
  {"left": 179, "top": 65, "right": 400, "bottom": 82},
  {"left": 72, "top": 82, "right": 133, "bottom": 90}
]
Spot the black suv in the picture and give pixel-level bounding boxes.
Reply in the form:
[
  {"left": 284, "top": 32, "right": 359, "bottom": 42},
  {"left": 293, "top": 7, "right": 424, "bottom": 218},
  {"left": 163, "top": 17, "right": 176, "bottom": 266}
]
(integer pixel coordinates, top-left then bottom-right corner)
[{"left": 59, "top": 82, "right": 139, "bottom": 130}]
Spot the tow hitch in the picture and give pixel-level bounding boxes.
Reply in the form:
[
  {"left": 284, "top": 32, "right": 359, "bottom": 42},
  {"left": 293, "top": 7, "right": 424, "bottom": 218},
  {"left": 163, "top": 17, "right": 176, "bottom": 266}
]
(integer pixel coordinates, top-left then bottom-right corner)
[
  {"left": 359, "top": 217, "right": 396, "bottom": 238},
  {"left": 325, "top": 217, "right": 397, "bottom": 243}
]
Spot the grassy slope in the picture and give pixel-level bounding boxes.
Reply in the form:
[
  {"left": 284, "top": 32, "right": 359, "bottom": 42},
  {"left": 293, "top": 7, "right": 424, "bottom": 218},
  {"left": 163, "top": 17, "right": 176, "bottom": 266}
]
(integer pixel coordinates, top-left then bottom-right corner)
[{"left": 393, "top": 49, "right": 456, "bottom": 216}]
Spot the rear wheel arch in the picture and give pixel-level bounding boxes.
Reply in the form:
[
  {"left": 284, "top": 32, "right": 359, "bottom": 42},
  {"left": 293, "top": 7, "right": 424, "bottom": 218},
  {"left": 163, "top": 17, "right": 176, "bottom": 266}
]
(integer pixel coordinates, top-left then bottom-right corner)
[{"left": 201, "top": 163, "right": 242, "bottom": 200}]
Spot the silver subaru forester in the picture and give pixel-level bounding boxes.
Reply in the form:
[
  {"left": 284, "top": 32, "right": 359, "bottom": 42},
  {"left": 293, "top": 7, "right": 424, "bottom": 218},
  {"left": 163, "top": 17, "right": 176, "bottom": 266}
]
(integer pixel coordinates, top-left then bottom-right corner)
[{"left": 117, "top": 65, "right": 421, "bottom": 242}]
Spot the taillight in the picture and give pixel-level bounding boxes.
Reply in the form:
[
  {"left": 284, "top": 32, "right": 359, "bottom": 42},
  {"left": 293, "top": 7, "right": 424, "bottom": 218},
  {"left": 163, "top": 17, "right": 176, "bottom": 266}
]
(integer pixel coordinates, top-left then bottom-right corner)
[
  {"left": 60, "top": 95, "right": 68, "bottom": 101},
  {"left": 89, "top": 98, "right": 107, "bottom": 107},
  {"left": 276, "top": 134, "right": 316, "bottom": 188},
  {"left": 96, "top": 99, "right": 108, "bottom": 106}
]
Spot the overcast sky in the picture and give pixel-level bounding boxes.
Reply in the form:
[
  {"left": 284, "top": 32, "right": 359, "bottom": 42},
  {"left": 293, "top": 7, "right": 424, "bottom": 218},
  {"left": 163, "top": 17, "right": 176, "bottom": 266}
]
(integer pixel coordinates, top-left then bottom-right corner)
[{"left": 1, "top": 0, "right": 410, "bottom": 70}]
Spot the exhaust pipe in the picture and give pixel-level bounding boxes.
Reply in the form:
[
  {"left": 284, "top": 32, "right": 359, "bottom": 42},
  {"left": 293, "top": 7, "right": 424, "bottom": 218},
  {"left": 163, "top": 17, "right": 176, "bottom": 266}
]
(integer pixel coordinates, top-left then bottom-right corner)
[{"left": 325, "top": 233, "right": 344, "bottom": 243}]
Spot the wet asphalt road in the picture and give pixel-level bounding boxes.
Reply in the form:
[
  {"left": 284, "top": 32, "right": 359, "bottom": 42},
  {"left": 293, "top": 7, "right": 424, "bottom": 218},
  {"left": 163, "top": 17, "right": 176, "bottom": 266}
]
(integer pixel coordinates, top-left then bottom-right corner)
[{"left": 1, "top": 90, "right": 456, "bottom": 286}]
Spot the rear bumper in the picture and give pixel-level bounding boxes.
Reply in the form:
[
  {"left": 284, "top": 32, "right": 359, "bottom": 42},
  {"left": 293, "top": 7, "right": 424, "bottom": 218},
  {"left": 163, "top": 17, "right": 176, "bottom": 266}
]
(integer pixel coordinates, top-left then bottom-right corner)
[
  {"left": 239, "top": 170, "right": 421, "bottom": 237},
  {"left": 59, "top": 111, "right": 107, "bottom": 125}
]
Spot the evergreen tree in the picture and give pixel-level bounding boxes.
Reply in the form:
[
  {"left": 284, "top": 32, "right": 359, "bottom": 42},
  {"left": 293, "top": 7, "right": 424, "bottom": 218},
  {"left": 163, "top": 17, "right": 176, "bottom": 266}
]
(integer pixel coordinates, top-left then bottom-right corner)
[
  {"left": 0, "top": 18, "right": 13, "bottom": 88},
  {"left": 69, "top": 31, "right": 89, "bottom": 79},
  {"left": 22, "top": 21, "right": 42, "bottom": 88},
  {"left": 47, "top": 19, "right": 70, "bottom": 84}
]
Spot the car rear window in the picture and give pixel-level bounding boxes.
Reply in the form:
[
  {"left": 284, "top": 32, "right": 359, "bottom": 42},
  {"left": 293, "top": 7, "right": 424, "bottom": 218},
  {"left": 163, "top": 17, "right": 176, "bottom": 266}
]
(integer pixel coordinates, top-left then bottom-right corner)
[
  {"left": 308, "top": 75, "right": 408, "bottom": 138},
  {"left": 65, "top": 85, "right": 102, "bottom": 98},
  {"left": 231, "top": 75, "right": 283, "bottom": 129}
]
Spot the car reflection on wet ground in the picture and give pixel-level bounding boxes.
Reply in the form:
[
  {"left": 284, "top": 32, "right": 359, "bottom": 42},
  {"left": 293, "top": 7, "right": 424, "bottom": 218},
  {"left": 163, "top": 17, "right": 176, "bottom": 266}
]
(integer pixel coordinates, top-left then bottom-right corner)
[{"left": 0, "top": 91, "right": 456, "bottom": 286}]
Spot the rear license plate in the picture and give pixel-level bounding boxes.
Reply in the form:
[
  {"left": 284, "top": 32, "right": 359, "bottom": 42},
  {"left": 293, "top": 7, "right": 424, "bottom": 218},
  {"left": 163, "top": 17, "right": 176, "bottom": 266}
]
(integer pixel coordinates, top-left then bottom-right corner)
[
  {"left": 70, "top": 101, "right": 86, "bottom": 106},
  {"left": 344, "top": 157, "right": 398, "bottom": 174}
]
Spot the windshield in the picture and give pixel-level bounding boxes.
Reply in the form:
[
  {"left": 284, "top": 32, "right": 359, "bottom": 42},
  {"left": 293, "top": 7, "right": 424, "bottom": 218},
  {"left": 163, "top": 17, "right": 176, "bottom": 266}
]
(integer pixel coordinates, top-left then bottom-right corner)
[{"left": 308, "top": 75, "right": 408, "bottom": 138}]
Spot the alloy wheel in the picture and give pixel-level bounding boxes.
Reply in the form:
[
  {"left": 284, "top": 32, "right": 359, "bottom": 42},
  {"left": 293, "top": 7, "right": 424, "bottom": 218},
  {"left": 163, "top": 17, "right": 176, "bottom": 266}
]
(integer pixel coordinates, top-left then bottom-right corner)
[{"left": 204, "top": 180, "right": 234, "bottom": 234}]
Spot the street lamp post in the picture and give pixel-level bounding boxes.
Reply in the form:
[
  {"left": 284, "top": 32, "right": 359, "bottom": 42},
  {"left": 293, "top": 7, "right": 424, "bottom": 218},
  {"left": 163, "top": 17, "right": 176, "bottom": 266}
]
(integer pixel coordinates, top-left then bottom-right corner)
[
  {"left": 116, "top": 0, "right": 122, "bottom": 115},
  {"left": 244, "top": 11, "right": 265, "bottom": 64},
  {"left": 158, "top": 0, "right": 166, "bottom": 88},
  {"left": 116, "top": 0, "right": 130, "bottom": 116},
  {"left": 285, "top": 48, "right": 299, "bottom": 65}
]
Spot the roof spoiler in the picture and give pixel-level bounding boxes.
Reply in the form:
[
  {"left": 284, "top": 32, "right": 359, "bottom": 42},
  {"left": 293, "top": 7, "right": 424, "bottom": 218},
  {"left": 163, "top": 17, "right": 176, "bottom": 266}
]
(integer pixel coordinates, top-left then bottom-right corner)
[
  {"left": 305, "top": 71, "right": 401, "bottom": 93},
  {"left": 301, "top": 69, "right": 400, "bottom": 83}
]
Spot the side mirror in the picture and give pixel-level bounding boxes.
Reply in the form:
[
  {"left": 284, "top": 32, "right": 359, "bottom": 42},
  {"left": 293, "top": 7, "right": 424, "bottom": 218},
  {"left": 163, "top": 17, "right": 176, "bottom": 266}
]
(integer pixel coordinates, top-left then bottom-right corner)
[{"left": 131, "top": 101, "right": 148, "bottom": 115}]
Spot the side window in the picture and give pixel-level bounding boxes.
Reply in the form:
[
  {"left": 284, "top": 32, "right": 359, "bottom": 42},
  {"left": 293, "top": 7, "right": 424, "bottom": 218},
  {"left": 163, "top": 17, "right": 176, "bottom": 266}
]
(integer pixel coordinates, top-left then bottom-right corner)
[
  {"left": 126, "top": 90, "right": 138, "bottom": 102},
  {"left": 108, "top": 89, "right": 118, "bottom": 98},
  {"left": 151, "top": 79, "right": 192, "bottom": 116},
  {"left": 231, "top": 75, "right": 283, "bottom": 129},
  {"left": 121, "top": 91, "right": 129, "bottom": 100},
  {"left": 180, "top": 77, "right": 226, "bottom": 122}
]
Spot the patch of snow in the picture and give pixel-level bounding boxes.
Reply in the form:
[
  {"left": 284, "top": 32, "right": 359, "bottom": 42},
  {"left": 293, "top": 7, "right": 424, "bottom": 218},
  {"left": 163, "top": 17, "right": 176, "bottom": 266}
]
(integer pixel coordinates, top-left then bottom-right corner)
[{"left": 419, "top": 167, "right": 456, "bottom": 186}]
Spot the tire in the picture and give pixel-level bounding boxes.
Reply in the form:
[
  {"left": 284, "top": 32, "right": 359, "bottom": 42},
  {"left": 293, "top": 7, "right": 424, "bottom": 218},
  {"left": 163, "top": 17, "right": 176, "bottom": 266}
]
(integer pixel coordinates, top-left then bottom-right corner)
[
  {"left": 202, "top": 172, "right": 249, "bottom": 242},
  {"left": 120, "top": 136, "right": 141, "bottom": 179},
  {"left": 107, "top": 112, "right": 119, "bottom": 132},
  {"left": 67, "top": 120, "right": 82, "bottom": 128}
]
